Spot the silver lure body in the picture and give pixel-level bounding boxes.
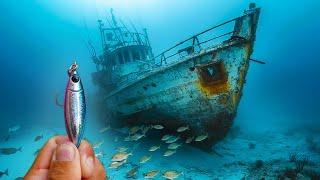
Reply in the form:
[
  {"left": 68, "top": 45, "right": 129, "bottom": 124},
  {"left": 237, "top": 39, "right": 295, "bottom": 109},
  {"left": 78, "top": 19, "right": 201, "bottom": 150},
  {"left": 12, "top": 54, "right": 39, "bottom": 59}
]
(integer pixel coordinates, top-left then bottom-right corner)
[{"left": 64, "top": 63, "right": 86, "bottom": 147}]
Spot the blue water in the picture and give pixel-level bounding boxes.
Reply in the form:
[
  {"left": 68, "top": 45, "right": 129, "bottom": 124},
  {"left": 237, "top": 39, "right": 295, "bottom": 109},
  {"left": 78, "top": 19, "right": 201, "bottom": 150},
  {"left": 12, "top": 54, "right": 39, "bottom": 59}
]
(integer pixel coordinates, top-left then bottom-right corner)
[{"left": 0, "top": 0, "right": 320, "bottom": 179}]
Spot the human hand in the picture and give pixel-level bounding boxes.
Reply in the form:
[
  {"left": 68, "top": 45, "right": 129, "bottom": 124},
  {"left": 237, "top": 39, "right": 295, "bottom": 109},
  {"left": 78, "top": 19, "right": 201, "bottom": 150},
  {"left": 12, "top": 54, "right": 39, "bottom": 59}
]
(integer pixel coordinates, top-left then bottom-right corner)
[{"left": 25, "top": 136, "right": 106, "bottom": 180}]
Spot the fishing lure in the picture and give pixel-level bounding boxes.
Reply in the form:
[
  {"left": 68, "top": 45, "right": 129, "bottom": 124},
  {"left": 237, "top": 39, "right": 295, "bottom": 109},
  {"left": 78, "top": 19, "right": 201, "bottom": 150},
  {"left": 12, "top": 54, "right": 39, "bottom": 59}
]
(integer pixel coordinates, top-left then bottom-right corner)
[{"left": 64, "top": 62, "right": 86, "bottom": 147}]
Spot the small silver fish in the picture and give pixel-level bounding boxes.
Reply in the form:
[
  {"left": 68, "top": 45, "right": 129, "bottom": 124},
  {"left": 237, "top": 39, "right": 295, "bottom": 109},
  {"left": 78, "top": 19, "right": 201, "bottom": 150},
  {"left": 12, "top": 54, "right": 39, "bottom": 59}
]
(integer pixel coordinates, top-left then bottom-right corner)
[
  {"left": 168, "top": 143, "right": 181, "bottom": 150},
  {"left": 152, "top": 125, "right": 164, "bottom": 130},
  {"left": 111, "top": 152, "right": 132, "bottom": 162},
  {"left": 117, "top": 146, "right": 128, "bottom": 152},
  {"left": 165, "top": 136, "right": 180, "bottom": 144},
  {"left": 64, "top": 62, "right": 86, "bottom": 147},
  {"left": 0, "top": 147, "right": 22, "bottom": 155},
  {"left": 185, "top": 136, "right": 194, "bottom": 144},
  {"left": 195, "top": 133, "right": 208, "bottom": 142},
  {"left": 0, "top": 169, "right": 8, "bottom": 178},
  {"left": 162, "top": 170, "right": 182, "bottom": 179},
  {"left": 34, "top": 135, "right": 43, "bottom": 142},
  {"left": 8, "top": 125, "right": 20, "bottom": 133},
  {"left": 141, "top": 125, "right": 151, "bottom": 134},
  {"left": 126, "top": 166, "right": 138, "bottom": 178},
  {"left": 108, "top": 160, "right": 126, "bottom": 169},
  {"left": 177, "top": 126, "right": 189, "bottom": 133},
  {"left": 161, "top": 134, "right": 172, "bottom": 141},
  {"left": 93, "top": 140, "right": 104, "bottom": 149},
  {"left": 95, "top": 151, "right": 105, "bottom": 158},
  {"left": 144, "top": 170, "right": 160, "bottom": 179},
  {"left": 139, "top": 155, "right": 152, "bottom": 163},
  {"left": 130, "top": 133, "right": 145, "bottom": 141},
  {"left": 129, "top": 126, "right": 140, "bottom": 134},
  {"left": 99, "top": 126, "right": 110, "bottom": 133},
  {"left": 163, "top": 150, "right": 176, "bottom": 157},
  {"left": 149, "top": 145, "right": 160, "bottom": 152}
]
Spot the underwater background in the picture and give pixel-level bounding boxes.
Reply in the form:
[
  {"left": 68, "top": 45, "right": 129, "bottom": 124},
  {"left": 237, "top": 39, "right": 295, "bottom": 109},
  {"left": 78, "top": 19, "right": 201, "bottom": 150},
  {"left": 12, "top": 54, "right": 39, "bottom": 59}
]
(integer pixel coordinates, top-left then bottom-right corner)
[{"left": 0, "top": 0, "right": 319, "bottom": 179}]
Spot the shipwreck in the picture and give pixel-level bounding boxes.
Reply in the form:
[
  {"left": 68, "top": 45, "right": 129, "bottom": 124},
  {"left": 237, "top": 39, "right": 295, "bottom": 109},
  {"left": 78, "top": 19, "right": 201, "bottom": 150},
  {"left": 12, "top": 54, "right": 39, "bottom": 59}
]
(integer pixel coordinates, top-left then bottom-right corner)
[{"left": 90, "top": 4, "right": 261, "bottom": 149}]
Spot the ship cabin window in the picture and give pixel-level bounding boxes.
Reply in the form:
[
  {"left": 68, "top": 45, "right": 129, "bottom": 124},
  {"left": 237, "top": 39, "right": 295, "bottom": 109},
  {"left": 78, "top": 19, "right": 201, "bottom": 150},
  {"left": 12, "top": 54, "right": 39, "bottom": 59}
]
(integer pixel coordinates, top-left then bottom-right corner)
[
  {"left": 140, "top": 49, "right": 146, "bottom": 60},
  {"left": 123, "top": 50, "right": 130, "bottom": 63},
  {"left": 132, "top": 49, "right": 140, "bottom": 61},
  {"left": 197, "top": 61, "right": 227, "bottom": 85},
  {"left": 118, "top": 52, "right": 124, "bottom": 64},
  {"left": 110, "top": 56, "right": 116, "bottom": 66}
]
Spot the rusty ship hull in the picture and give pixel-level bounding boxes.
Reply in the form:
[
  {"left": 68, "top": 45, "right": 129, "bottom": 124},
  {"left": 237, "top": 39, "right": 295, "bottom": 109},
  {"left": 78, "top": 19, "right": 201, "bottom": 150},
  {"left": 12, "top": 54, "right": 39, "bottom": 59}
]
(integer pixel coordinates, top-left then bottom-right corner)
[{"left": 92, "top": 5, "right": 260, "bottom": 148}]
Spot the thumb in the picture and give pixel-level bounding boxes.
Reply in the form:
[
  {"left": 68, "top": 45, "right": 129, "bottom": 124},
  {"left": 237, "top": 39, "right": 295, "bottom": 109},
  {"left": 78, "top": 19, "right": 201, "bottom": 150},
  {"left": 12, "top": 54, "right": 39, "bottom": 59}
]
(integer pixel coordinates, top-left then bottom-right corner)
[{"left": 48, "top": 142, "right": 81, "bottom": 180}]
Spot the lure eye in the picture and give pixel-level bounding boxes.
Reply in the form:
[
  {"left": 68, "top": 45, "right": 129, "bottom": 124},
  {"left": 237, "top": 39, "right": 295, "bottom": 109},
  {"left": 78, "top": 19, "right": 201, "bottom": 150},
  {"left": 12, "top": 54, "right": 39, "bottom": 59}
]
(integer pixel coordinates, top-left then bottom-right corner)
[{"left": 71, "top": 75, "right": 80, "bottom": 83}]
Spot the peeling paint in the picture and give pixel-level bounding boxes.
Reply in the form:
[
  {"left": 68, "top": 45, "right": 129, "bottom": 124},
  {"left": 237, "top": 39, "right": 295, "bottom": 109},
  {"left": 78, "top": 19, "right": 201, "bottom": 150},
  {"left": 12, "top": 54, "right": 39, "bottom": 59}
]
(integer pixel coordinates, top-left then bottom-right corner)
[{"left": 92, "top": 5, "right": 261, "bottom": 149}]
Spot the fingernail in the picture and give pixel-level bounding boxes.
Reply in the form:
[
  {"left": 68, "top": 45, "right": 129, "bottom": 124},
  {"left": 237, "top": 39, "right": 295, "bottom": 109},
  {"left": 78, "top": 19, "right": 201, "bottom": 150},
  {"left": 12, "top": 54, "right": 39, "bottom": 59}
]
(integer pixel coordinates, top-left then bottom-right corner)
[
  {"left": 86, "top": 156, "right": 94, "bottom": 170},
  {"left": 55, "top": 143, "right": 75, "bottom": 161}
]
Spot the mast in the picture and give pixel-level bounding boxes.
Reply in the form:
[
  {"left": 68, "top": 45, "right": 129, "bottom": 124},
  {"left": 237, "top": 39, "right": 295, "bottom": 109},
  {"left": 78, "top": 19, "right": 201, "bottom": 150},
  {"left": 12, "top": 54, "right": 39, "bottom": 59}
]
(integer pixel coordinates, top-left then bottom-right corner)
[
  {"left": 129, "top": 20, "right": 142, "bottom": 45},
  {"left": 110, "top": 9, "right": 125, "bottom": 45},
  {"left": 98, "top": 19, "right": 105, "bottom": 52}
]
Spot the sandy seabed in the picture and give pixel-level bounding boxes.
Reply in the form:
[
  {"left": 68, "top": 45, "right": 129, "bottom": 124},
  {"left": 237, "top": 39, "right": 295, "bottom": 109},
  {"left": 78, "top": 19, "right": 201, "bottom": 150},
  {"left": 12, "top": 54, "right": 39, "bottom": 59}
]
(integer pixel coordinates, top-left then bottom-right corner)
[{"left": 0, "top": 123, "right": 319, "bottom": 180}]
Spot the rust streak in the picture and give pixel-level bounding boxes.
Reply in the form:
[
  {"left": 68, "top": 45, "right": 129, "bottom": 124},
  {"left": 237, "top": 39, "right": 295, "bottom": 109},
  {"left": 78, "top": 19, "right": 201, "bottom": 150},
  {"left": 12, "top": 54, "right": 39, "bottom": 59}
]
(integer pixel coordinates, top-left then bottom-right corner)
[
  {"left": 197, "top": 80, "right": 229, "bottom": 96},
  {"left": 196, "top": 62, "right": 229, "bottom": 96},
  {"left": 232, "top": 43, "right": 252, "bottom": 108}
]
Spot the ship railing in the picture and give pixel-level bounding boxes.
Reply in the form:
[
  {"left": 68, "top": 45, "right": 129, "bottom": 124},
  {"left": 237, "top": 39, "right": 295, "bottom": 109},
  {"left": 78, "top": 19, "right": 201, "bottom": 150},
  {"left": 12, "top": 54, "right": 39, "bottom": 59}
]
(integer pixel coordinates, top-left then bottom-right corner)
[
  {"left": 158, "top": 31, "right": 235, "bottom": 65},
  {"left": 151, "top": 14, "right": 248, "bottom": 66}
]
